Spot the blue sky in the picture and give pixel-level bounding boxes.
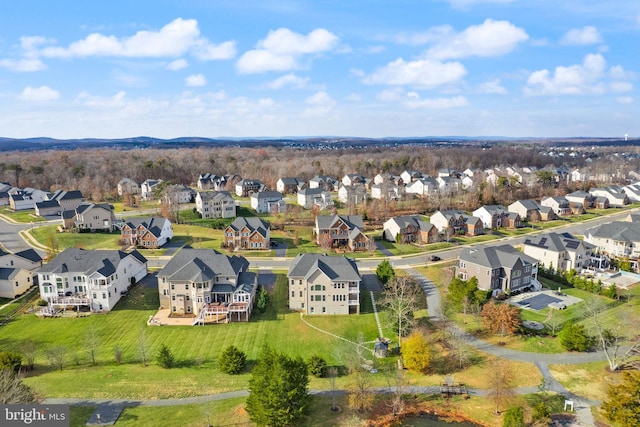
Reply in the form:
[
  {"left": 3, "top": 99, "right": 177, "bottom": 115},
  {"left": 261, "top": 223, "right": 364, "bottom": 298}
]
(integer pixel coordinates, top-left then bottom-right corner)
[{"left": 0, "top": 0, "right": 638, "bottom": 139}]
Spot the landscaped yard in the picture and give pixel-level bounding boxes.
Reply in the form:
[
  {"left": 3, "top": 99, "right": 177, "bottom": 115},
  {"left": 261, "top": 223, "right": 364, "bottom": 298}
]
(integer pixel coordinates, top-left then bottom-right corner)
[
  {"left": 0, "top": 208, "right": 46, "bottom": 223},
  {"left": 30, "top": 224, "right": 122, "bottom": 250}
]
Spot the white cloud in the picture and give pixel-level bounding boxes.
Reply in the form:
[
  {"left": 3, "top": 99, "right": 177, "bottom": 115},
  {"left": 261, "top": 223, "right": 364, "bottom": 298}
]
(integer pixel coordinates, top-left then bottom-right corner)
[
  {"left": 478, "top": 79, "right": 507, "bottom": 94},
  {"left": 425, "top": 19, "right": 528, "bottom": 59},
  {"left": 237, "top": 28, "right": 338, "bottom": 74},
  {"left": 40, "top": 18, "right": 235, "bottom": 60},
  {"left": 617, "top": 96, "right": 633, "bottom": 104},
  {"left": 185, "top": 74, "right": 207, "bottom": 87},
  {"left": 166, "top": 59, "right": 188, "bottom": 71},
  {"left": 609, "top": 65, "right": 635, "bottom": 80},
  {"left": 376, "top": 88, "right": 404, "bottom": 102},
  {"left": 0, "top": 58, "right": 46, "bottom": 72},
  {"left": 267, "top": 73, "right": 309, "bottom": 89},
  {"left": 610, "top": 81, "right": 633, "bottom": 93},
  {"left": 346, "top": 93, "right": 362, "bottom": 102},
  {"left": 18, "top": 85, "right": 59, "bottom": 102},
  {"left": 393, "top": 25, "right": 453, "bottom": 46},
  {"left": 524, "top": 53, "right": 608, "bottom": 96},
  {"left": 303, "top": 91, "right": 335, "bottom": 116},
  {"left": 560, "top": 26, "right": 603, "bottom": 45},
  {"left": 76, "top": 91, "right": 126, "bottom": 108},
  {"left": 405, "top": 95, "right": 469, "bottom": 109},
  {"left": 363, "top": 58, "right": 467, "bottom": 88}
]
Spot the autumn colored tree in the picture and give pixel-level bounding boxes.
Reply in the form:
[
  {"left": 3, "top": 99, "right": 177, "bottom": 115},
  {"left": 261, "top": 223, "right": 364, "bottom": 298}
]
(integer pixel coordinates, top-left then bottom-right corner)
[
  {"left": 481, "top": 301, "right": 521, "bottom": 340},
  {"left": 487, "top": 359, "right": 516, "bottom": 414},
  {"left": 602, "top": 371, "right": 640, "bottom": 426},
  {"left": 401, "top": 331, "right": 431, "bottom": 373}
]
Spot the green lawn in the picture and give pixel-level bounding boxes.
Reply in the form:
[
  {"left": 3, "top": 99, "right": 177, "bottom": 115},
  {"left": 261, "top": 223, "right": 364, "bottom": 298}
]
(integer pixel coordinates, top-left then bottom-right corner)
[
  {"left": 0, "top": 208, "right": 46, "bottom": 223},
  {"left": 31, "top": 225, "right": 122, "bottom": 250},
  {"left": 1, "top": 274, "right": 383, "bottom": 399}
]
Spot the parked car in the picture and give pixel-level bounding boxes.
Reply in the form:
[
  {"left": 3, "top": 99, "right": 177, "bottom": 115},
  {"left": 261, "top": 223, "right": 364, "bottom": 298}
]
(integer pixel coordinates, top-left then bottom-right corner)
[{"left": 429, "top": 255, "right": 441, "bottom": 261}]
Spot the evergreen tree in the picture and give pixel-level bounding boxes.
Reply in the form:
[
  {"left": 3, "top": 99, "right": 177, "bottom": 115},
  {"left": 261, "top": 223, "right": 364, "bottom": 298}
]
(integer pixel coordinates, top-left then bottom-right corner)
[
  {"left": 559, "top": 323, "right": 594, "bottom": 352},
  {"left": 602, "top": 371, "right": 640, "bottom": 426},
  {"left": 156, "top": 344, "right": 175, "bottom": 369},
  {"left": 218, "top": 345, "right": 247, "bottom": 375},
  {"left": 502, "top": 406, "right": 524, "bottom": 427},
  {"left": 307, "top": 355, "right": 327, "bottom": 378},
  {"left": 376, "top": 259, "right": 395, "bottom": 286},
  {"left": 256, "top": 285, "right": 269, "bottom": 313},
  {"left": 246, "top": 346, "right": 310, "bottom": 427}
]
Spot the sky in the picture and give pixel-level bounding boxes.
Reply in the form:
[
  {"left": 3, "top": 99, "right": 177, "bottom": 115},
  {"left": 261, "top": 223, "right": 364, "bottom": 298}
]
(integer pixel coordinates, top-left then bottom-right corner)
[{"left": 0, "top": 0, "right": 638, "bottom": 139}]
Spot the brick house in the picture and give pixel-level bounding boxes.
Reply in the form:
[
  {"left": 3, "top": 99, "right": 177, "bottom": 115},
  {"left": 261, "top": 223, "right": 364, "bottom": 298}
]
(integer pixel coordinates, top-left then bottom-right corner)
[{"left": 224, "top": 217, "right": 270, "bottom": 250}]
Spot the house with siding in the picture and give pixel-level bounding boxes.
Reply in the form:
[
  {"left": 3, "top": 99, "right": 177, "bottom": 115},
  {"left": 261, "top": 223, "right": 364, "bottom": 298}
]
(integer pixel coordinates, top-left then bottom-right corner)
[
  {"left": 315, "top": 215, "right": 369, "bottom": 251},
  {"left": 141, "top": 179, "right": 163, "bottom": 201},
  {"left": 61, "top": 203, "right": 116, "bottom": 232},
  {"left": 250, "top": 191, "right": 285, "bottom": 214},
  {"left": 235, "top": 179, "right": 265, "bottom": 197},
  {"left": 456, "top": 245, "right": 539, "bottom": 295},
  {"left": 117, "top": 178, "right": 140, "bottom": 196},
  {"left": 276, "top": 177, "right": 302, "bottom": 194},
  {"left": 541, "top": 196, "right": 572, "bottom": 216},
  {"left": 308, "top": 176, "right": 338, "bottom": 191},
  {"left": 370, "top": 183, "right": 402, "bottom": 201},
  {"left": 337, "top": 184, "right": 368, "bottom": 205},
  {"left": 383, "top": 215, "right": 438, "bottom": 244},
  {"left": 198, "top": 173, "right": 232, "bottom": 191},
  {"left": 0, "top": 249, "right": 42, "bottom": 270},
  {"left": 288, "top": 254, "right": 361, "bottom": 315},
  {"left": 523, "top": 232, "right": 595, "bottom": 273},
  {"left": 508, "top": 199, "right": 543, "bottom": 222},
  {"left": 121, "top": 217, "right": 173, "bottom": 248},
  {"left": 584, "top": 221, "right": 640, "bottom": 258},
  {"left": 405, "top": 177, "right": 439, "bottom": 198},
  {"left": 0, "top": 268, "right": 33, "bottom": 299},
  {"left": 430, "top": 210, "right": 484, "bottom": 236},
  {"left": 341, "top": 174, "right": 367, "bottom": 187},
  {"left": 566, "top": 190, "right": 595, "bottom": 210},
  {"left": 157, "top": 249, "right": 256, "bottom": 323},
  {"left": 224, "top": 217, "right": 270, "bottom": 250},
  {"left": 195, "top": 191, "right": 236, "bottom": 219},
  {"left": 473, "top": 205, "right": 508, "bottom": 229},
  {"left": 589, "top": 186, "right": 629, "bottom": 207},
  {"left": 297, "top": 187, "right": 333, "bottom": 210},
  {"left": 37, "top": 248, "right": 148, "bottom": 312}
]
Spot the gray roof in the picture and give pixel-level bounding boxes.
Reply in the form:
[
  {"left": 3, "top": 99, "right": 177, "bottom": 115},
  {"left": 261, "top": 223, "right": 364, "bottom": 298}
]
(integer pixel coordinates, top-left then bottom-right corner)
[
  {"left": 478, "top": 205, "right": 507, "bottom": 215},
  {"left": 316, "top": 215, "right": 363, "bottom": 230},
  {"left": 524, "top": 232, "right": 594, "bottom": 252},
  {"left": 38, "top": 248, "right": 146, "bottom": 276},
  {"left": 388, "top": 215, "right": 434, "bottom": 232},
  {"left": 49, "top": 190, "right": 84, "bottom": 201},
  {"left": 198, "top": 191, "right": 234, "bottom": 201},
  {"left": 158, "top": 249, "right": 249, "bottom": 283},
  {"left": 227, "top": 217, "right": 270, "bottom": 237},
  {"left": 13, "top": 249, "right": 42, "bottom": 263},
  {"left": 278, "top": 177, "right": 300, "bottom": 185},
  {"left": 586, "top": 221, "right": 640, "bottom": 242},
  {"left": 299, "top": 187, "right": 325, "bottom": 196},
  {"left": 0, "top": 268, "right": 19, "bottom": 281},
  {"left": 123, "top": 217, "right": 169, "bottom": 238},
  {"left": 251, "top": 190, "right": 283, "bottom": 200},
  {"left": 459, "top": 244, "right": 538, "bottom": 270},
  {"left": 36, "top": 200, "right": 60, "bottom": 209},
  {"left": 566, "top": 190, "right": 590, "bottom": 198},
  {"left": 512, "top": 199, "right": 541, "bottom": 210},
  {"left": 288, "top": 254, "right": 360, "bottom": 281},
  {"left": 76, "top": 203, "right": 113, "bottom": 215}
]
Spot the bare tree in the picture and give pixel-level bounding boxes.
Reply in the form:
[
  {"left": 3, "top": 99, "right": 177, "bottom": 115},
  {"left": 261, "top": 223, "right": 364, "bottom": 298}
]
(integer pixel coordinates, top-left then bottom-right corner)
[
  {"left": 347, "top": 367, "right": 375, "bottom": 414},
  {"left": 544, "top": 310, "right": 562, "bottom": 337},
  {"left": 139, "top": 328, "right": 150, "bottom": 367},
  {"left": 381, "top": 276, "right": 421, "bottom": 349},
  {"left": 449, "top": 330, "right": 473, "bottom": 370},
  {"left": 0, "top": 369, "right": 35, "bottom": 404},
  {"left": 46, "top": 346, "right": 67, "bottom": 371},
  {"left": 86, "top": 325, "right": 100, "bottom": 366},
  {"left": 487, "top": 359, "right": 516, "bottom": 414},
  {"left": 326, "top": 367, "right": 340, "bottom": 412},
  {"left": 19, "top": 340, "right": 37, "bottom": 371},
  {"left": 384, "top": 366, "right": 406, "bottom": 417},
  {"left": 583, "top": 297, "right": 640, "bottom": 371}
]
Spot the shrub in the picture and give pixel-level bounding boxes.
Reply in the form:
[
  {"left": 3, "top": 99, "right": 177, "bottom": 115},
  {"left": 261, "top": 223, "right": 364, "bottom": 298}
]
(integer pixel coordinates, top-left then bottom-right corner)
[
  {"left": 559, "top": 323, "right": 594, "bottom": 352},
  {"left": 0, "top": 351, "right": 22, "bottom": 373},
  {"left": 308, "top": 355, "right": 327, "bottom": 378},
  {"left": 502, "top": 406, "right": 524, "bottom": 427},
  {"left": 218, "top": 345, "right": 247, "bottom": 375}
]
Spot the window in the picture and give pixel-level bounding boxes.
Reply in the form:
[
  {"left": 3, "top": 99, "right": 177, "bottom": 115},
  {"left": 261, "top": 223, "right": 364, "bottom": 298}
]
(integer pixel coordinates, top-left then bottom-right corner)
[
  {"left": 322, "top": 307, "right": 326, "bottom": 313},
  {"left": 163, "top": 289, "right": 168, "bottom": 296},
  {"left": 92, "top": 293, "right": 97, "bottom": 299},
  {"left": 172, "top": 295, "right": 176, "bottom": 301},
  {"left": 171, "top": 284, "right": 175, "bottom": 290},
  {"left": 102, "top": 293, "right": 106, "bottom": 299},
  {"left": 299, "top": 291, "right": 302, "bottom": 297},
  {"left": 185, "top": 284, "right": 189, "bottom": 290},
  {"left": 512, "top": 270, "right": 521, "bottom": 278},
  {"left": 291, "top": 291, "right": 295, "bottom": 297}
]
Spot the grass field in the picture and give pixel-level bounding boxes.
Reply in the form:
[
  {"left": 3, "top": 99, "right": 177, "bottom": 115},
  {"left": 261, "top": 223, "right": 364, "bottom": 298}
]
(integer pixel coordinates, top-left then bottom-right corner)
[
  {"left": 0, "top": 208, "right": 46, "bottom": 223},
  {"left": 31, "top": 225, "right": 122, "bottom": 250}
]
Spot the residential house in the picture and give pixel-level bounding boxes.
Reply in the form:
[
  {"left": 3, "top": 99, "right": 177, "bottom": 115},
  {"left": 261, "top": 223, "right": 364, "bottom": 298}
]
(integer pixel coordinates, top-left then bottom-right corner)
[
  {"left": 235, "top": 179, "right": 265, "bottom": 197},
  {"left": 566, "top": 190, "right": 595, "bottom": 210},
  {"left": 584, "top": 221, "right": 640, "bottom": 258},
  {"left": 436, "top": 176, "right": 461, "bottom": 195},
  {"left": 9, "top": 188, "right": 48, "bottom": 211},
  {"left": 0, "top": 249, "right": 43, "bottom": 270},
  {"left": 121, "top": 217, "right": 173, "bottom": 248},
  {"left": 508, "top": 200, "right": 543, "bottom": 222},
  {"left": 456, "top": 245, "right": 539, "bottom": 295},
  {"left": 594, "top": 197, "right": 610, "bottom": 209},
  {"left": 276, "top": 177, "right": 302, "bottom": 194},
  {"left": 46, "top": 189, "right": 87, "bottom": 211},
  {"left": 35, "top": 200, "right": 62, "bottom": 216},
  {"left": 117, "top": 178, "right": 140, "bottom": 196},
  {"left": 541, "top": 196, "right": 572, "bottom": 216},
  {"left": 373, "top": 173, "right": 403, "bottom": 187},
  {"left": 224, "top": 217, "right": 270, "bottom": 250},
  {"left": 589, "top": 186, "right": 629, "bottom": 207},
  {"left": 0, "top": 268, "right": 33, "bottom": 299},
  {"left": 405, "top": 177, "right": 439, "bottom": 198},
  {"left": 473, "top": 205, "right": 507, "bottom": 229},
  {"left": 61, "top": 203, "right": 116, "bottom": 232},
  {"left": 523, "top": 232, "right": 595, "bottom": 273},
  {"left": 622, "top": 182, "right": 640, "bottom": 202},
  {"left": 195, "top": 191, "right": 236, "bottom": 219},
  {"left": 297, "top": 187, "right": 333, "bottom": 210},
  {"left": 370, "top": 183, "right": 402, "bottom": 201},
  {"left": 400, "top": 170, "right": 423, "bottom": 184},
  {"left": 337, "top": 184, "right": 368, "bottom": 205},
  {"left": 157, "top": 249, "right": 256, "bottom": 322},
  {"left": 309, "top": 175, "right": 338, "bottom": 191},
  {"left": 383, "top": 215, "right": 438, "bottom": 244},
  {"left": 503, "top": 212, "right": 523, "bottom": 229},
  {"left": 341, "top": 174, "right": 367, "bottom": 187},
  {"left": 315, "top": 215, "right": 369, "bottom": 251},
  {"left": 197, "top": 174, "right": 232, "bottom": 191},
  {"left": 465, "top": 216, "right": 484, "bottom": 237},
  {"left": 538, "top": 206, "right": 557, "bottom": 221},
  {"left": 163, "top": 184, "right": 196, "bottom": 204},
  {"left": 569, "top": 168, "right": 588, "bottom": 183},
  {"left": 250, "top": 191, "right": 285, "bottom": 214},
  {"left": 37, "top": 248, "right": 148, "bottom": 312},
  {"left": 141, "top": 179, "right": 163, "bottom": 201},
  {"left": 430, "top": 210, "right": 468, "bottom": 234},
  {"left": 288, "top": 253, "right": 361, "bottom": 315}
]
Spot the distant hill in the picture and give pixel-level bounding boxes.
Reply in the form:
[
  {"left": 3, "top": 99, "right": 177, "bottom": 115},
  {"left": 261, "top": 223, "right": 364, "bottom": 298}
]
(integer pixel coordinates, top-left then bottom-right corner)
[{"left": 0, "top": 136, "right": 637, "bottom": 152}]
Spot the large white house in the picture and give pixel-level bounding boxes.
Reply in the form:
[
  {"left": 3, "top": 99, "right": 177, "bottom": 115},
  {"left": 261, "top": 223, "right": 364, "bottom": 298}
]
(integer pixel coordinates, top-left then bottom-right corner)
[
  {"left": 37, "top": 248, "right": 148, "bottom": 312},
  {"left": 196, "top": 191, "right": 236, "bottom": 219},
  {"left": 523, "top": 232, "right": 595, "bottom": 272},
  {"left": 250, "top": 190, "right": 285, "bottom": 214}
]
